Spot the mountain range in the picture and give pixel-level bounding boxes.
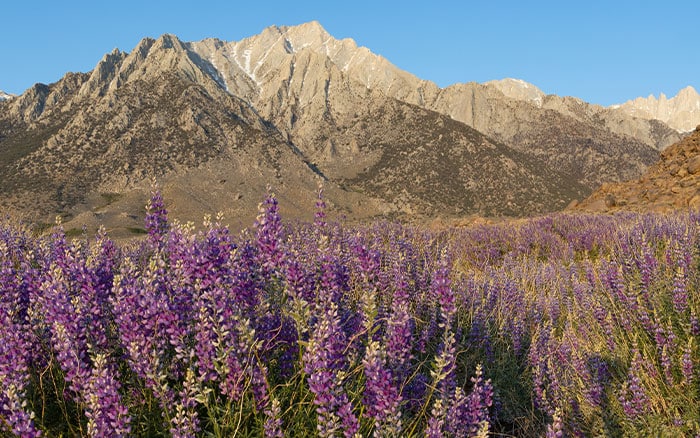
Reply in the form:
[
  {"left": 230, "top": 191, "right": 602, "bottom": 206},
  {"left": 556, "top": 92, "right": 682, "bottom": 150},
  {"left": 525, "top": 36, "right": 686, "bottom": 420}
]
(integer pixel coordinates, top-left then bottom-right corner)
[{"left": 0, "top": 21, "right": 697, "bottom": 236}]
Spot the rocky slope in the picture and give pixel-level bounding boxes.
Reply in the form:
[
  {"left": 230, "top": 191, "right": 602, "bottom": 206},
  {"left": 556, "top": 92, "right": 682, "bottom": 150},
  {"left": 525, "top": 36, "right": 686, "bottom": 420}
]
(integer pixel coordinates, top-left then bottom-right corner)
[
  {"left": 576, "top": 126, "right": 700, "bottom": 213},
  {"left": 0, "top": 22, "right": 685, "bottom": 235},
  {"left": 614, "top": 86, "right": 700, "bottom": 133}
]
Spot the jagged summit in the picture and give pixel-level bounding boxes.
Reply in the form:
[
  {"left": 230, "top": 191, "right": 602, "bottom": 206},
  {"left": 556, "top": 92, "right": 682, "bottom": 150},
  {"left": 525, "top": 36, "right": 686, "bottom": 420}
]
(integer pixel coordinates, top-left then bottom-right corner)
[
  {"left": 484, "top": 78, "right": 546, "bottom": 107},
  {"left": 614, "top": 85, "right": 700, "bottom": 132}
]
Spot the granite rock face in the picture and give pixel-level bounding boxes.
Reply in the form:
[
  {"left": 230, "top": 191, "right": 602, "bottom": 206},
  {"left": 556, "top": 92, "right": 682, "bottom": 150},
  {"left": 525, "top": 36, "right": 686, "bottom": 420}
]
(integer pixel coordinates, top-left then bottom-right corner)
[{"left": 614, "top": 86, "right": 700, "bottom": 133}]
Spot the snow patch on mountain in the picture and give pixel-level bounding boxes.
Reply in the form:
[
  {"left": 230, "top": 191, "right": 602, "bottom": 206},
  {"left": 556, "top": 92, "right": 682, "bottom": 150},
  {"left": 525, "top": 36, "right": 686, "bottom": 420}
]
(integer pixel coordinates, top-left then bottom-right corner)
[
  {"left": 207, "top": 57, "right": 229, "bottom": 92},
  {"left": 0, "top": 90, "right": 16, "bottom": 101}
]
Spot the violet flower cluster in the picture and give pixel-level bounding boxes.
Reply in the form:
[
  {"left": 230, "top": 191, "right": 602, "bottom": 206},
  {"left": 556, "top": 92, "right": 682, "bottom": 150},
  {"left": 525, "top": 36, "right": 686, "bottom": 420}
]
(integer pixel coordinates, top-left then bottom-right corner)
[{"left": 0, "top": 191, "right": 699, "bottom": 436}]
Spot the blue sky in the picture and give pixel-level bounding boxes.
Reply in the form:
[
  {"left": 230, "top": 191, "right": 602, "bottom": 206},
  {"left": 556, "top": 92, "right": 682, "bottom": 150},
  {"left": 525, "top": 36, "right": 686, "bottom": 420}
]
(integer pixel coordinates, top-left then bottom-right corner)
[{"left": 1, "top": 1, "right": 698, "bottom": 105}]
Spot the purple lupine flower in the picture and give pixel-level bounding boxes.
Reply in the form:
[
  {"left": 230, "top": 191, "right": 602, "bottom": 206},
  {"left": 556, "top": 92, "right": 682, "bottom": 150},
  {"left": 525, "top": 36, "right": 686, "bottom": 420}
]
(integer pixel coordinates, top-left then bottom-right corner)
[
  {"left": 583, "top": 355, "right": 609, "bottom": 408},
  {"left": 654, "top": 323, "right": 677, "bottom": 385},
  {"left": 446, "top": 364, "right": 493, "bottom": 437},
  {"left": 436, "top": 330, "right": 458, "bottom": 398},
  {"left": 602, "top": 263, "right": 633, "bottom": 332},
  {"left": 350, "top": 235, "right": 381, "bottom": 334},
  {"left": 145, "top": 186, "right": 169, "bottom": 247},
  {"left": 111, "top": 254, "right": 184, "bottom": 416},
  {"left": 170, "top": 368, "right": 201, "bottom": 438},
  {"left": 681, "top": 341, "right": 694, "bottom": 385},
  {"left": 43, "top": 266, "right": 91, "bottom": 398},
  {"left": 85, "top": 353, "right": 131, "bottom": 437},
  {"left": 465, "top": 365, "right": 493, "bottom": 430},
  {"left": 314, "top": 187, "right": 327, "bottom": 230},
  {"left": 303, "top": 298, "right": 358, "bottom": 438},
  {"left": 618, "top": 349, "right": 649, "bottom": 419},
  {"left": 302, "top": 238, "right": 357, "bottom": 429},
  {"left": 546, "top": 408, "right": 564, "bottom": 438},
  {"left": 362, "top": 340, "right": 402, "bottom": 436},
  {"left": 469, "top": 312, "right": 495, "bottom": 365},
  {"left": 284, "top": 257, "right": 316, "bottom": 304},
  {"left": 192, "top": 280, "right": 221, "bottom": 383},
  {"left": 416, "top": 310, "right": 437, "bottom": 355},
  {"left": 264, "top": 397, "right": 284, "bottom": 438},
  {"left": 255, "top": 190, "right": 284, "bottom": 275},
  {"left": 691, "top": 312, "right": 700, "bottom": 337},
  {"left": 431, "top": 257, "right": 454, "bottom": 327},
  {"left": 425, "top": 398, "right": 446, "bottom": 438},
  {"left": 672, "top": 265, "right": 688, "bottom": 314},
  {"left": 0, "top": 311, "right": 41, "bottom": 437},
  {"left": 528, "top": 323, "right": 557, "bottom": 416},
  {"left": 384, "top": 269, "right": 413, "bottom": 381},
  {"left": 425, "top": 329, "right": 457, "bottom": 437},
  {"left": 0, "top": 383, "right": 42, "bottom": 437}
]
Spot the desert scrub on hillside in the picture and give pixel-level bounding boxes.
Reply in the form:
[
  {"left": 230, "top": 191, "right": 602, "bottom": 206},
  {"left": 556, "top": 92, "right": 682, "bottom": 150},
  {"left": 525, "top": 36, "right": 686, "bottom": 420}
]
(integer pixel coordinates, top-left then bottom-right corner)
[{"left": 0, "top": 189, "right": 698, "bottom": 436}]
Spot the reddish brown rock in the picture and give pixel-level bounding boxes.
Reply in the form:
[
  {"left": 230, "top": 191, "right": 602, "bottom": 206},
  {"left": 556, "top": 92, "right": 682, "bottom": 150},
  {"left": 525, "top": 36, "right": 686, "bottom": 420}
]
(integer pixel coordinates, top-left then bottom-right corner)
[
  {"left": 574, "top": 129, "right": 700, "bottom": 213},
  {"left": 687, "top": 156, "right": 700, "bottom": 174}
]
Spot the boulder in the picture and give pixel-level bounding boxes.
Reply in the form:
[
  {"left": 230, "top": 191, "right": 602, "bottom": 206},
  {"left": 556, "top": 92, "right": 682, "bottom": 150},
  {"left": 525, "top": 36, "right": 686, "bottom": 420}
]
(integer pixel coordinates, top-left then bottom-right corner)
[{"left": 687, "top": 155, "right": 700, "bottom": 175}]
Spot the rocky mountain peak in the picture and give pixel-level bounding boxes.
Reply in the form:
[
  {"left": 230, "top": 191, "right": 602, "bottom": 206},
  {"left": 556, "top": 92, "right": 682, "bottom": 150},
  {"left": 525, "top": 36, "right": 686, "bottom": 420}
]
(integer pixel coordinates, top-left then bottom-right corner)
[
  {"left": 279, "top": 20, "right": 332, "bottom": 46},
  {"left": 484, "top": 78, "right": 545, "bottom": 107},
  {"left": 614, "top": 86, "right": 700, "bottom": 132},
  {"left": 677, "top": 85, "right": 699, "bottom": 100},
  {"left": 0, "top": 90, "right": 15, "bottom": 101}
]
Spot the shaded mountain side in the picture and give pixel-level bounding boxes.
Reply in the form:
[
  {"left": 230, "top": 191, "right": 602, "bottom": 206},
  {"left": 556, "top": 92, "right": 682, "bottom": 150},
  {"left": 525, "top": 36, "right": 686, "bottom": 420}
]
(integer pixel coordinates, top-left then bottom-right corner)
[
  {"left": 411, "top": 85, "right": 668, "bottom": 184},
  {"left": 576, "top": 126, "right": 700, "bottom": 213},
  {"left": 1, "top": 73, "right": 280, "bottom": 213},
  {"left": 429, "top": 85, "right": 680, "bottom": 152},
  {"left": 343, "top": 104, "right": 588, "bottom": 217},
  {"left": 422, "top": 90, "right": 660, "bottom": 190}
]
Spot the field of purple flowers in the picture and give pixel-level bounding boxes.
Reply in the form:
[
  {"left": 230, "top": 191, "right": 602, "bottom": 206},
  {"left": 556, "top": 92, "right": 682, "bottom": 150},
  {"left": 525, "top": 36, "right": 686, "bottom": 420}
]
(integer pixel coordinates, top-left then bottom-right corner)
[{"left": 1, "top": 189, "right": 698, "bottom": 437}]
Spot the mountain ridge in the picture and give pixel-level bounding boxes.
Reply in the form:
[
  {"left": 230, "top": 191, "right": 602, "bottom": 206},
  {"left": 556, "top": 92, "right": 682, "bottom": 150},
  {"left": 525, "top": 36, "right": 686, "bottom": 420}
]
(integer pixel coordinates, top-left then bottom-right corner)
[
  {"left": 613, "top": 86, "right": 700, "bottom": 133},
  {"left": 0, "top": 22, "right": 690, "bottom": 235}
]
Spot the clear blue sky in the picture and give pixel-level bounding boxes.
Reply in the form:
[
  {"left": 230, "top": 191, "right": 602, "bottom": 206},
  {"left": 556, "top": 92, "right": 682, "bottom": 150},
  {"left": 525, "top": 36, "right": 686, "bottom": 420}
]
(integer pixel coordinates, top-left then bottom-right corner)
[{"left": 1, "top": 1, "right": 698, "bottom": 106}]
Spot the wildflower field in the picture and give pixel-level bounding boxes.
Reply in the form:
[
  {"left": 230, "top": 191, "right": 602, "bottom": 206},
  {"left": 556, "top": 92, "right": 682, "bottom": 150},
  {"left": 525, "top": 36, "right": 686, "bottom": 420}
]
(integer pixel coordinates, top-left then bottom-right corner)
[{"left": 1, "top": 190, "right": 699, "bottom": 437}]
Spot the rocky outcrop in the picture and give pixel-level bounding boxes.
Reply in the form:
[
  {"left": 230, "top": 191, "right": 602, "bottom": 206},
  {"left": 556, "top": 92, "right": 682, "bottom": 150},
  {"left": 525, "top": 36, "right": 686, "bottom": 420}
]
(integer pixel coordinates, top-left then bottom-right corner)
[{"left": 576, "top": 126, "right": 700, "bottom": 213}]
